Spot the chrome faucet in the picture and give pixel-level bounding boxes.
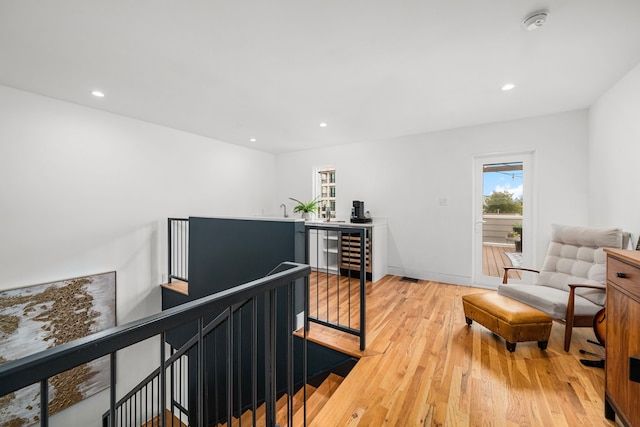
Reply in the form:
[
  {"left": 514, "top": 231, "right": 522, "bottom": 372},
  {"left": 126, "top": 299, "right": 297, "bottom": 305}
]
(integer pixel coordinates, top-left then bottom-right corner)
[{"left": 280, "top": 203, "right": 288, "bottom": 218}]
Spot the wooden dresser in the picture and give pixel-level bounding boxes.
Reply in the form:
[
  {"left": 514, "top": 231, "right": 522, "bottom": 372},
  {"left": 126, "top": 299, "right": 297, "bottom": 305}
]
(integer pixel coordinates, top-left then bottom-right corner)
[{"left": 604, "top": 248, "right": 640, "bottom": 426}]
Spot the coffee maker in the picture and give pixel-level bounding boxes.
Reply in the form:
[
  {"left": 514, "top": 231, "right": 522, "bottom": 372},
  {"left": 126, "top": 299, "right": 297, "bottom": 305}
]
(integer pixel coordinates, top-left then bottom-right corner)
[{"left": 351, "top": 200, "right": 372, "bottom": 223}]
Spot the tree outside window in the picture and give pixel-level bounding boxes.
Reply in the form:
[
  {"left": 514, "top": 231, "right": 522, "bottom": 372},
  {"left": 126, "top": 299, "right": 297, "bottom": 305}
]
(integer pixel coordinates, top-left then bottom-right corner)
[{"left": 483, "top": 191, "right": 522, "bottom": 214}]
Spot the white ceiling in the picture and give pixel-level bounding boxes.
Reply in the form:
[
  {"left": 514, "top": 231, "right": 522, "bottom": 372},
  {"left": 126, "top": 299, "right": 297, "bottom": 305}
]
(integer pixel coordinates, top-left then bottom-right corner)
[{"left": 2, "top": 1, "right": 640, "bottom": 154}]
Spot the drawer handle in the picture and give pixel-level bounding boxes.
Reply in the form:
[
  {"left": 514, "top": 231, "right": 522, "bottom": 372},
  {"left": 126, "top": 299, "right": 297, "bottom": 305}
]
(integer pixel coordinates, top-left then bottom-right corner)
[{"left": 616, "top": 272, "right": 627, "bottom": 278}]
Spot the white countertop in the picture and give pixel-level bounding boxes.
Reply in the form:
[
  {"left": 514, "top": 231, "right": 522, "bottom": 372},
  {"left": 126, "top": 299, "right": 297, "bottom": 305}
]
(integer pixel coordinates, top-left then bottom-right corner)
[
  {"left": 305, "top": 217, "right": 387, "bottom": 228},
  {"left": 192, "top": 215, "right": 387, "bottom": 226}
]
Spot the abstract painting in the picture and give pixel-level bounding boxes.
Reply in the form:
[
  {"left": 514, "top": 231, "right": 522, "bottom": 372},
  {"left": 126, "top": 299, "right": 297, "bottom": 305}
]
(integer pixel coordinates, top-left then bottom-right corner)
[{"left": 0, "top": 272, "right": 116, "bottom": 427}]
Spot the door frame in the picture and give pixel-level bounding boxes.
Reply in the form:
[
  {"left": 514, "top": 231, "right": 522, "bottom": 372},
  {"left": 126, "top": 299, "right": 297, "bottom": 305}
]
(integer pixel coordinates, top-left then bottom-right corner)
[{"left": 472, "top": 151, "right": 536, "bottom": 287}]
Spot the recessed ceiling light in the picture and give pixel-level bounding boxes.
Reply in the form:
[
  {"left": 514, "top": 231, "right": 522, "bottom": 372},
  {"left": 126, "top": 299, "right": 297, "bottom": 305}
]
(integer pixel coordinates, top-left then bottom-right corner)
[
  {"left": 319, "top": 122, "right": 327, "bottom": 127},
  {"left": 249, "top": 138, "right": 257, "bottom": 142},
  {"left": 501, "top": 83, "right": 515, "bottom": 91},
  {"left": 92, "top": 90, "right": 105, "bottom": 97}
]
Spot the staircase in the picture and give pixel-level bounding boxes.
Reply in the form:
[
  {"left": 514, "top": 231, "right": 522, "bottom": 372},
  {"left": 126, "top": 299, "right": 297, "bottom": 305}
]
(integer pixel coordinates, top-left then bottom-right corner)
[{"left": 216, "top": 372, "right": 345, "bottom": 427}]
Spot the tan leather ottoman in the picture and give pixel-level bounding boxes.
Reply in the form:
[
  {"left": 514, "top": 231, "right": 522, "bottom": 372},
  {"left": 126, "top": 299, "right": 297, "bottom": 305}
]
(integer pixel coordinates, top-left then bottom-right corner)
[{"left": 462, "top": 292, "right": 552, "bottom": 352}]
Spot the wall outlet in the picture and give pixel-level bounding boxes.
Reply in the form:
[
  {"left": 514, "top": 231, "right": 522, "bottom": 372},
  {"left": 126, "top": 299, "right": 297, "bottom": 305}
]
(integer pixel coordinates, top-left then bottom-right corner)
[{"left": 439, "top": 198, "right": 448, "bottom": 206}]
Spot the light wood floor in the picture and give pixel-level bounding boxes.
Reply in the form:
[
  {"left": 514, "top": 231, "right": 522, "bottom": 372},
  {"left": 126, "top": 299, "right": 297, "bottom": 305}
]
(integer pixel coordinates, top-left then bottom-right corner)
[{"left": 304, "top": 274, "right": 613, "bottom": 427}]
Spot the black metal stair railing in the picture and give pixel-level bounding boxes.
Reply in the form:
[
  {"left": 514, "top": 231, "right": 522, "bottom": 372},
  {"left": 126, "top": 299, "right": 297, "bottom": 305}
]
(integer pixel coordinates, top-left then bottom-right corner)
[
  {"left": 100, "top": 347, "right": 189, "bottom": 426},
  {"left": 305, "top": 225, "right": 367, "bottom": 351},
  {"left": 101, "top": 302, "right": 251, "bottom": 426},
  {"left": 0, "top": 262, "right": 311, "bottom": 427}
]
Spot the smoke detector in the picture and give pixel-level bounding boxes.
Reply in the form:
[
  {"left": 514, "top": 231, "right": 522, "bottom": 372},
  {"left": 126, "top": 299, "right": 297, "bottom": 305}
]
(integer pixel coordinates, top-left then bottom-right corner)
[{"left": 522, "top": 10, "right": 549, "bottom": 31}]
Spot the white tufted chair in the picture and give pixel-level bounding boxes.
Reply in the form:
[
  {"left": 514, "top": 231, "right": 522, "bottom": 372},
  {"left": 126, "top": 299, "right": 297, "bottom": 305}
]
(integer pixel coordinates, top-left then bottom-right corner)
[{"left": 498, "top": 224, "right": 629, "bottom": 351}]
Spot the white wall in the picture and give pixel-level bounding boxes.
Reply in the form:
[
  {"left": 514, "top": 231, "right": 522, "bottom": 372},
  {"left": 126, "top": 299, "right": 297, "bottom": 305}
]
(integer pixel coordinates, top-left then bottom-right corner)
[
  {"left": 277, "top": 110, "right": 590, "bottom": 286},
  {"left": 589, "top": 63, "right": 640, "bottom": 244},
  {"left": 0, "top": 85, "right": 276, "bottom": 426}
]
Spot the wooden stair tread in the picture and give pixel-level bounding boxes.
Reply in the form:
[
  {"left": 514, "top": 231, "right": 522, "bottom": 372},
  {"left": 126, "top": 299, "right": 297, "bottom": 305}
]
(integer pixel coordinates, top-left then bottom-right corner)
[
  {"left": 238, "top": 400, "right": 266, "bottom": 427},
  {"left": 143, "top": 409, "right": 188, "bottom": 427},
  {"left": 220, "top": 385, "right": 320, "bottom": 427},
  {"left": 229, "top": 375, "right": 343, "bottom": 427},
  {"left": 160, "top": 279, "right": 188, "bottom": 295},
  {"left": 294, "top": 323, "right": 380, "bottom": 358},
  {"left": 253, "top": 392, "right": 289, "bottom": 426},
  {"left": 292, "top": 373, "right": 344, "bottom": 425},
  {"left": 275, "top": 384, "right": 318, "bottom": 426}
]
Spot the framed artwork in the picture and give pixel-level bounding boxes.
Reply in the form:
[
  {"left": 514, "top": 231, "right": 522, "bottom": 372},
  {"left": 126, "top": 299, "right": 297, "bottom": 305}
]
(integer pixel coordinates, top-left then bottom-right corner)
[
  {"left": 636, "top": 235, "right": 640, "bottom": 251},
  {"left": 0, "top": 272, "right": 116, "bottom": 426}
]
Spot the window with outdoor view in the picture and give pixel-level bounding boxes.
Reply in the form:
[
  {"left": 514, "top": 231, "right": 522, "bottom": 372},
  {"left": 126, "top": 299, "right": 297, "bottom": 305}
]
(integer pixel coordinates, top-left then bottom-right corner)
[{"left": 317, "top": 167, "right": 336, "bottom": 219}]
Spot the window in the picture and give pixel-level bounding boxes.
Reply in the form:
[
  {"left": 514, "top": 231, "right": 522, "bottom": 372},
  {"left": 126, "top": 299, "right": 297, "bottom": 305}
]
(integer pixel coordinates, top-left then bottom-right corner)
[{"left": 317, "top": 167, "right": 336, "bottom": 219}]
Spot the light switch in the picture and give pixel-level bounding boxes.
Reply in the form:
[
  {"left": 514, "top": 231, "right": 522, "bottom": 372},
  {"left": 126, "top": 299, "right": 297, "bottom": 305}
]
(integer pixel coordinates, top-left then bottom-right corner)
[{"left": 439, "top": 198, "right": 448, "bottom": 206}]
